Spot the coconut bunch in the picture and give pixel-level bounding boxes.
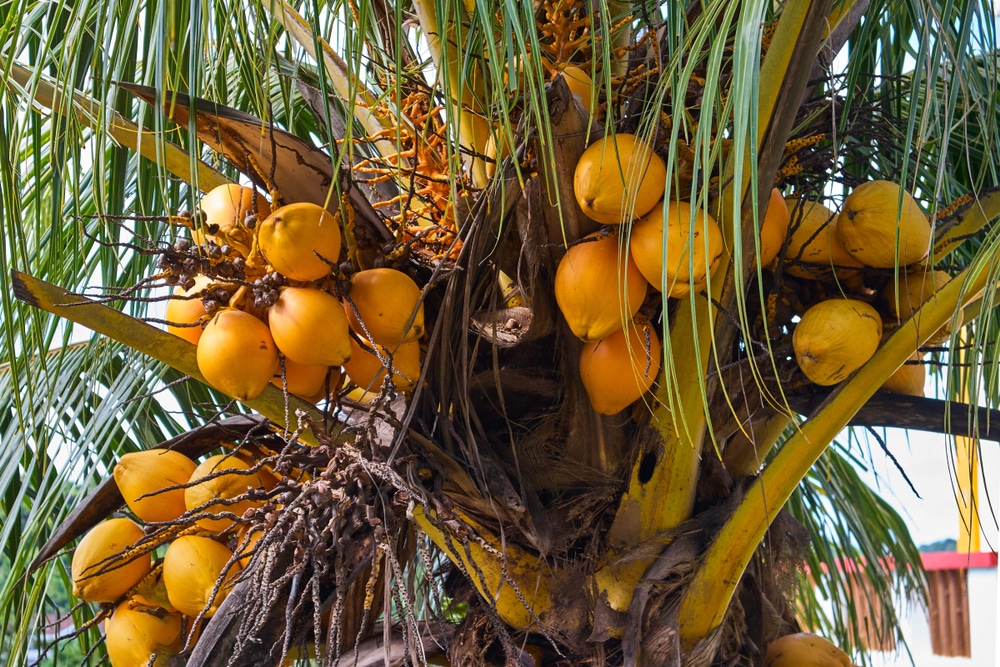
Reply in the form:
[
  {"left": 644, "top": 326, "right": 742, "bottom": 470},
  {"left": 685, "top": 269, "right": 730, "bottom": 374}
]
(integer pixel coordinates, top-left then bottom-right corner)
[
  {"left": 162, "top": 184, "right": 425, "bottom": 403},
  {"left": 559, "top": 127, "right": 943, "bottom": 410},
  {"left": 69, "top": 448, "right": 286, "bottom": 667},
  {"left": 780, "top": 180, "right": 942, "bottom": 396}
]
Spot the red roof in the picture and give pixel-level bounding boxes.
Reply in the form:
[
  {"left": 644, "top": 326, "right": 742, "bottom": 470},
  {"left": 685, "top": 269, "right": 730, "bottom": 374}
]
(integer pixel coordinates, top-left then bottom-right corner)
[{"left": 921, "top": 551, "right": 998, "bottom": 571}]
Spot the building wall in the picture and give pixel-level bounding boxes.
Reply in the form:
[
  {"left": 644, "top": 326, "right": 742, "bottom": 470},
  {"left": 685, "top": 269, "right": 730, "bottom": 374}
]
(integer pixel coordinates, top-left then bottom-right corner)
[{"left": 867, "top": 558, "right": 996, "bottom": 667}]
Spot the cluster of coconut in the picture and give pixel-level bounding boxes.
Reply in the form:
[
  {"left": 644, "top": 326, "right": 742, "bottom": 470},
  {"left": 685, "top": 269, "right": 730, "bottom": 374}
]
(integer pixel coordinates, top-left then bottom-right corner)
[
  {"left": 164, "top": 184, "right": 424, "bottom": 403},
  {"left": 787, "top": 181, "right": 951, "bottom": 396},
  {"left": 555, "top": 132, "right": 728, "bottom": 414},
  {"left": 71, "top": 448, "right": 275, "bottom": 666}
]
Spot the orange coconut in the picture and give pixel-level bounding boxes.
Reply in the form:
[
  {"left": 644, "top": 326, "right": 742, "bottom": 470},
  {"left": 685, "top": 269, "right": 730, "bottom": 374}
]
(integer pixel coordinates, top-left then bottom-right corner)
[
  {"left": 783, "top": 199, "right": 864, "bottom": 279},
  {"left": 343, "top": 268, "right": 425, "bottom": 347},
  {"left": 257, "top": 202, "right": 342, "bottom": 281},
  {"left": 343, "top": 338, "right": 421, "bottom": 394},
  {"left": 555, "top": 231, "right": 648, "bottom": 342},
  {"left": 793, "top": 298, "right": 882, "bottom": 386},
  {"left": 199, "top": 184, "right": 270, "bottom": 255},
  {"left": 268, "top": 287, "right": 352, "bottom": 367},
  {"left": 579, "top": 317, "right": 662, "bottom": 415},
  {"left": 105, "top": 601, "right": 183, "bottom": 667},
  {"left": 165, "top": 275, "right": 212, "bottom": 345},
  {"left": 114, "top": 449, "right": 198, "bottom": 523},
  {"left": 881, "top": 352, "right": 926, "bottom": 396},
  {"left": 271, "top": 356, "right": 335, "bottom": 399},
  {"left": 882, "top": 269, "right": 961, "bottom": 345},
  {"left": 71, "top": 518, "right": 152, "bottom": 603},
  {"left": 184, "top": 454, "right": 266, "bottom": 533},
  {"left": 757, "top": 188, "right": 791, "bottom": 267},
  {"left": 558, "top": 65, "right": 596, "bottom": 116},
  {"left": 629, "top": 200, "right": 724, "bottom": 297},
  {"left": 573, "top": 133, "right": 666, "bottom": 224},
  {"left": 162, "top": 535, "right": 242, "bottom": 618},
  {"left": 196, "top": 308, "right": 279, "bottom": 401},
  {"left": 837, "top": 180, "right": 931, "bottom": 268}
]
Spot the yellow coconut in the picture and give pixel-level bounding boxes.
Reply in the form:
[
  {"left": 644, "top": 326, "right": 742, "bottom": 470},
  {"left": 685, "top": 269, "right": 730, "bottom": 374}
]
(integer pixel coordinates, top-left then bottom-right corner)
[
  {"left": 114, "top": 449, "right": 198, "bottom": 523},
  {"left": 765, "top": 633, "right": 852, "bottom": 667},
  {"left": 555, "top": 230, "right": 648, "bottom": 342},
  {"left": 881, "top": 352, "right": 925, "bottom": 396},
  {"left": 184, "top": 454, "right": 266, "bottom": 533},
  {"left": 558, "top": 65, "right": 596, "bottom": 116},
  {"left": 758, "top": 188, "right": 791, "bottom": 268},
  {"left": 199, "top": 184, "right": 271, "bottom": 255},
  {"left": 162, "top": 535, "right": 242, "bottom": 618},
  {"left": 882, "top": 269, "right": 961, "bottom": 345},
  {"left": 196, "top": 308, "right": 279, "bottom": 401},
  {"left": 343, "top": 337, "right": 421, "bottom": 394},
  {"left": 165, "top": 275, "right": 212, "bottom": 345},
  {"left": 267, "top": 287, "right": 352, "bottom": 367},
  {"left": 484, "top": 131, "right": 514, "bottom": 180},
  {"left": 257, "top": 202, "right": 342, "bottom": 281},
  {"left": 573, "top": 133, "right": 666, "bottom": 224},
  {"left": 105, "top": 601, "right": 183, "bottom": 667},
  {"left": 629, "top": 200, "right": 724, "bottom": 297},
  {"left": 579, "top": 317, "right": 662, "bottom": 415},
  {"left": 793, "top": 299, "right": 882, "bottom": 386},
  {"left": 271, "top": 356, "right": 335, "bottom": 399},
  {"left": 71, "top": 518, "right": 152, "bottom": 603},
  {"left": 344, "top": 268, "right": 426, "bottom": 347},
  {"left": 783, "top": 199, "right": 865, "bottom": 279},
  {"left": 837, "top": 180, "right": 931, "bottom": 268}
]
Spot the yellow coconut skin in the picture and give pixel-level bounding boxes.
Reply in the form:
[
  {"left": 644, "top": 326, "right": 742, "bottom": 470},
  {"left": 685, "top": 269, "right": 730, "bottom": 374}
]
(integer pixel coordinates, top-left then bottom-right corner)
[
  {"left": 758, "top": 188, "right": 791, "bottom": 268},
  {"left": 165, "top": 275, "right": 212, "bottom": 345},
  {"left": 114, "top": 449, "right": 198, "bottom": 523},
  {"left": 344, "top": 268, "right": 426, "bottom": 347},
  {"left": 196, "top": 308, "right": 279, "bottom": 401},
  {"left": 882, "top": 269, "right": 961, "bottom": 345},
  {"left": 573, "top": 133, "right": 666, "bottom": 224},
  {"left": 559, "top": 65, "right": 596, "bottom": 116},
  {"left": 555, "top": 231, "right": 648, "bottom": 342},
  {"left": 783, "top": 199, "right": 864, "bottom": 279},
  {"left": 257, "top": 202, "right": 342, "bottom": 281},
  {"left": 343, "top": 337, "right": 421, "bottom": 394},
  {"left": 579, "top": 317, "right": 662, "bottom": 415},
  {"left": 71, "top": 518, "right": 152, "bottom": 603},
  {"left": 105, "top": 601, "right": 183, "bottom": 667},
  {"left": 163, "top": 535, "right": 242, "bottom": 618},
  {"left": 199, "top": 184, "right": 270, "bottom": 255},
  {"left": 793, "top": 298, "right": 882, "bottom": 386},
  {"left": 184, "top": 454, "right": 265, "bottom": 533},
  {"left": 881, "top": 352, "right": 925, "bottom": 396},
  {"left": 268, "top": 287, "right": 352, "bottom": 367},
  {"left": 629, "top": 200, "right": 724, "bottom": 297},
  {"left": 271, "top": 356, "right": 335, "bottom": 399},
  {"left": 765, "top": 633, "right": 852, "bottom": 667},
  {"left": 837, "top": 180, "right": 931, "bottom": 268}
]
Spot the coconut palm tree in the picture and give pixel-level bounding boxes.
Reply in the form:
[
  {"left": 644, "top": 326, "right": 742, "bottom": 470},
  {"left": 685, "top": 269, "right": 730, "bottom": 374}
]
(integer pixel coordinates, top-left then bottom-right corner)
[{"left": 1, "top": 0, "right": 997, "bottom": 665}]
